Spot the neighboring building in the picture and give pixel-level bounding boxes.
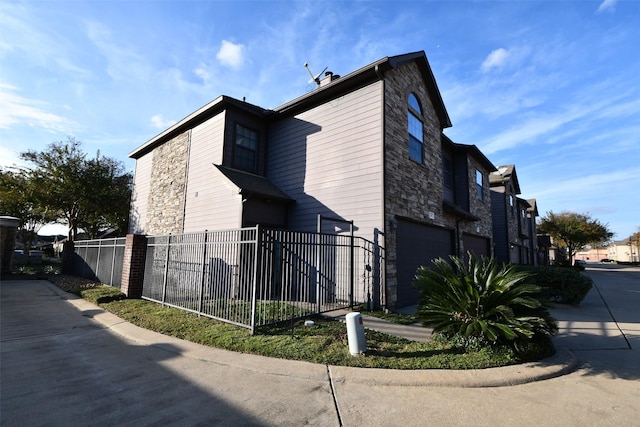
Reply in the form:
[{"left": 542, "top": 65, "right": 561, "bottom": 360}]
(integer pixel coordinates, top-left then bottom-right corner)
[
  {"left": 574, "top": 246, "right": 609, "bottom": 262},
  {"left": 607, "top": 239, "right": 639, "bottom": 263},
  {"left": 525, "top": 198, "right": 540, "bottom": 265},
  {"left": 489, "top": 165, "right": 539, "bottom": 265},
  {"left": 537, "top": 234, "right": 553, "bottom": 266}
]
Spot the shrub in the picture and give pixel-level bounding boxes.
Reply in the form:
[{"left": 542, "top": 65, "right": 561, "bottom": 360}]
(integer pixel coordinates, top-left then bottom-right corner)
[
  {"left": 413, "top": 254, "right": 557, "bottom": 348},
  {"left": 516, "top": 265, "right": 592, "bottom": 305}
]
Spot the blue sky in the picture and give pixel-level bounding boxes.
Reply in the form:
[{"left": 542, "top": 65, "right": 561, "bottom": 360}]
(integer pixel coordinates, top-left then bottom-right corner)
[{"left": 1, "top": 0, "right": 639, "bottom": 239}]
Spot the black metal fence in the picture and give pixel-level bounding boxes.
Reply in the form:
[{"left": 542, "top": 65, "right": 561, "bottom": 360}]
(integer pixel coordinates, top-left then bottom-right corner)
[
  {"left": 68, "top": 226, "right": 384, "bottom": 333},
  {"left": 71, "top": 237, "right": 126, "bottom": 288},
  {"left": 142, "top": 226, "right": 384, "bottom": 333}
]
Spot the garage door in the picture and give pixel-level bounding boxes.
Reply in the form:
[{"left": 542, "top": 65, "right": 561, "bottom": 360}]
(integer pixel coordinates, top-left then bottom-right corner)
[
  {"left": 462, "top": 233, "right": 490, "bottom": 260},
  {"left": 396, "top": 220, "right": 454, "bottom": 307}
]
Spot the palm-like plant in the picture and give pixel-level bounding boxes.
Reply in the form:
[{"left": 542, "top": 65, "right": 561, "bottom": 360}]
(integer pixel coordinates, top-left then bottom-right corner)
[{"left": 413, "top": 254, "right": 557, "bottom": 346}]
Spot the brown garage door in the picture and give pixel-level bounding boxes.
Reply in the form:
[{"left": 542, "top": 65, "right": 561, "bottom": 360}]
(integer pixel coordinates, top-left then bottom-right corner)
[
  {"left": 396, "top": 219, "right": 454, "bottom": 307},
  {"left": 462, "top": 233, "right": 490, "bottom": 260}
]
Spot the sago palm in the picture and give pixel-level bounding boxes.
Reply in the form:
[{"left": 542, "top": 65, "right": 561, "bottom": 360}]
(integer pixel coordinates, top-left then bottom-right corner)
[{"left": 413, "top": 253, "right": 557, "bottom": 345}]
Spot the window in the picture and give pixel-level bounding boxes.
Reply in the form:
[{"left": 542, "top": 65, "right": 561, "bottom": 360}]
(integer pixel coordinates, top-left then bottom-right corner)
[
  {"left": 233, "top": 124, "right": 258, "bottom": 172},
  {"left": 476, "top": 170, "right": 484, "bottom": 200},
  {"left": 408, "top": 93, "right": 423, "bottom": 163},
  {"left": 509, "top": 195, "right": 514, "bottom": 216}
]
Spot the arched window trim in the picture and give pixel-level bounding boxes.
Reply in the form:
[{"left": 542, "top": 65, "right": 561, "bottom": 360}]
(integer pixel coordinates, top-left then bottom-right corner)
[
  {"left": 407, "top": 92, "right": 424, "bottom": 164},
  {"left": 408, "top": 92, "right": 422, "bottom": 116}
]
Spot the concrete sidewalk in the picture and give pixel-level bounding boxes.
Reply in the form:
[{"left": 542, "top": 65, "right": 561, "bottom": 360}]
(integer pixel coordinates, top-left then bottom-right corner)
[{"left": 2, "top": 264, "right": 638, "bottom": 426}]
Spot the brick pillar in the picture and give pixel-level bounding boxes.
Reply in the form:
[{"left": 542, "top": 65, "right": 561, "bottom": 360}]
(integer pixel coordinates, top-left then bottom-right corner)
[{"left": 121, "top": 234, "right": 147, "bottom": 299}]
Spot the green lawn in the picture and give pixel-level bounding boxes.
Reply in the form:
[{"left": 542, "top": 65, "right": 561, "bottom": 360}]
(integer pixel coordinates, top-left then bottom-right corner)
[{"left": 56, "top": 279, "right": 554, "bottom": 370}]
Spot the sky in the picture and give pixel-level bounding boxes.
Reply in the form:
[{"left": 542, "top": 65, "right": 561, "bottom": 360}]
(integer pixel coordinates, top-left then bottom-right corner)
[{"left": 1, "top": 0, "right": 639, "bottom": 239}]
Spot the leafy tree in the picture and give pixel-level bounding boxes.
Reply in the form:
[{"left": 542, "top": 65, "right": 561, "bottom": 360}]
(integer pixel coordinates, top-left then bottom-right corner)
[
  {"left": 537, "top": 211, "right": 613, "bottom": 265},
  {"left": 0, "top": 167, "right": 54, "bottom": 252},
  {"left": 629, "top": 227, "right": 640, "bottom": 263},
  {"left": 77, "top": 153, "right": 133, "bottom": 238},
  {"left": 413, "top": 254, "right": 557, "bottom": 347},
  {"left": 19, "top": 137, "right": 132, "bottom": 241}
]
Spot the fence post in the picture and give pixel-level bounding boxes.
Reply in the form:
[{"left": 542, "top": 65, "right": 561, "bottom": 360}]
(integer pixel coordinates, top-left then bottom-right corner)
[
  {"left": 349, "top": 221, "right": 354, "bottom": 307},
  {"left": 316, "top": 215, "right": 322, "bottom": 314},
  {"left": 120, "top": 234, "right": 147, "bottom": 298},
  {"left": 250, "top": 225, "right": 261, "bottom": 334},
  {"left": 198, "top": 231, "right": 208, "bottom": 314},
  {"left": 110, "top": 238, "right": 117, "bottom": 287},
  {"left": 95, "top": 239, "right": 102, "bottom": 282},
  {"left": 162, "top": 234, "right": 171, "bottom": 304}
]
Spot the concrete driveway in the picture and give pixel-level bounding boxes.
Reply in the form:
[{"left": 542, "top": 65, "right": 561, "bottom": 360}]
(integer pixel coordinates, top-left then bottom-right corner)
[{"left": 1, "top": 263, "right": 639, "bottom": 426}]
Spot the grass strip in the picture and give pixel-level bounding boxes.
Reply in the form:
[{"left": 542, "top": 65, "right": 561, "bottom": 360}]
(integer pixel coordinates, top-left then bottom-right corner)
[{"left": 60, "top": 280, "right": 553, "bottom": 370}]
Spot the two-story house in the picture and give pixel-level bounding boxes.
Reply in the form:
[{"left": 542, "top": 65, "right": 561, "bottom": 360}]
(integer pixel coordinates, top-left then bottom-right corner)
[
  {"left": 128, "top": 51, "right": 495, "bottom": 309},
  {"left": 489, "top": 165, "right": 540, "bottom": 265}
]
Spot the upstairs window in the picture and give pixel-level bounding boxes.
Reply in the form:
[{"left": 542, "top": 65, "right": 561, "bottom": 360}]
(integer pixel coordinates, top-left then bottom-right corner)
[
  {"left": 233, "top": 124, "right": 258, "bottom": 172},
  {"left": 476, "top": 170, "right": 484, "bottom": 200},
  {"left": 408, "top": 93, "right": 423, "bottom": 163}
]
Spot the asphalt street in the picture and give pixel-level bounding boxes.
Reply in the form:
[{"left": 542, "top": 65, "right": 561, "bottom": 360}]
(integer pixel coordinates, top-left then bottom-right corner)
[{"left": 1, "top": 263, "right": 638, "bottom": 426}]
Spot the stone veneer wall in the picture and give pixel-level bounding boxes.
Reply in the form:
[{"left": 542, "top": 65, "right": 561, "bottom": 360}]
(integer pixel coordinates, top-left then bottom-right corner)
[
  {"left": 459, "top": 156, "right": 494, "bottom": 251},
  {"left": 382, "top": 62, "right": 449, "bottom": 307},
  {"left": 145, "top": 130, "right": 191, "bottom": 235}
]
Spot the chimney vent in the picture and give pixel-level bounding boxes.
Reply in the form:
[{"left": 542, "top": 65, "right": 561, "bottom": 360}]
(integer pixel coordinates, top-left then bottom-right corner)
[{"left": 320, "top": 71, "right": 337, "bottom": 87}]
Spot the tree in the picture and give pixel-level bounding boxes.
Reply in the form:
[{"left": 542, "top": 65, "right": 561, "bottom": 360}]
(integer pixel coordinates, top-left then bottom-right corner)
[
  {"left": 0, "top": 167, "right": 55, "bottom": 252},
  {"left": 537, "top": 211, "right": 613, "bottom": 265},
  {"left": 19, "top": 137, "right": 132, "bottom": 241},
  {"left": 629, "top": 227, "right": 640, "bottom": 263},
  {"left": 77, "top": 152, "right": 133, "bottom": 238}
]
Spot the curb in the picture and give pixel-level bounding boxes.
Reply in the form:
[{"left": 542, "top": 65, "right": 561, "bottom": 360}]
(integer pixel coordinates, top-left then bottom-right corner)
[
  {"left": 46, "top": 281, "right": 580, "bottom": 388},
  {"left": 329, "top": 348, "right": 578, "bottom": 388}
]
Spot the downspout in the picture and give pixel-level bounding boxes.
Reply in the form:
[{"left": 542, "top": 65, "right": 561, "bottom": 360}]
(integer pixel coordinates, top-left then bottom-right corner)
[{"left": 181, "top": 129, "right": 192, "bottom": 233}]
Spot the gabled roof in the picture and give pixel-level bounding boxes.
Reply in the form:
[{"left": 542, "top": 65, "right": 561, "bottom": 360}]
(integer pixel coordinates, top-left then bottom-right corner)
[
  {"left": 130, "top": 51, "right": 452, "bottom": 160},
  {"left": 441, "top": 134, "right": 497, "bottom": 172},
  {"left": 526, "top": 198, "right": 539, "bottom": 216},
  {"left": 489, "top": 164, "right": 521, "bottom": 194},
  {"left": 215, "top": 165, "right": 293, "bottom": 202},
  {"left": 129, "top": 96, "right": 267, "bottom": 159},
  {"left": 274, "top": 51, "right": 451, "bottom": 128}
]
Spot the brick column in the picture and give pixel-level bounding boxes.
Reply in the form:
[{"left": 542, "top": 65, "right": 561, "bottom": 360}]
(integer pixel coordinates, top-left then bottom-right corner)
[{"left": 121, "top": 234, "right": 147, "bottom": 298}]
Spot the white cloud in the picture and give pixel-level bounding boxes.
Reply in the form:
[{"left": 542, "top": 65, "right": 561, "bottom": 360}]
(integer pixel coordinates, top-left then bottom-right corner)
[
  {"left": 596, "top": 0, "right": 617, "bottom": 13},
  {"left": 0, "top": 83, "right": 75, "bottom": 132},
  {"left": 194, "top": 64, "right": 212, "bottom": 83},
  {"left": 150, "top": 114, "right": 176, "bottom": 130},
  {"left": 481, "top": 48, "right": 510, "bottom": 72},
  {"left": 216, "top": 40, "right": 245, "bottom": 70},
  {"left": 85, "top": 20, "right": 150, "bottom": 80}
]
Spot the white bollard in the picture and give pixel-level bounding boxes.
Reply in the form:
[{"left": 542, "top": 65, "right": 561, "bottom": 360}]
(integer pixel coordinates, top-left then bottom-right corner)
[{"left": 345, "top": 312, "right": 367, "bottom": 355}]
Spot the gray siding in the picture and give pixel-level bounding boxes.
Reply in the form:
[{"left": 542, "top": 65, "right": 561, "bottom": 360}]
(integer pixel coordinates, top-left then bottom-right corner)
[
  {"left": 267, "top": 82, "right": 385, "bottom": 240},
  {"left": 129, "top": 153, "right": 153, "bottom": 234},
  {"left": 183, "top": 112, "right": 242, "bottom": 232}
]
